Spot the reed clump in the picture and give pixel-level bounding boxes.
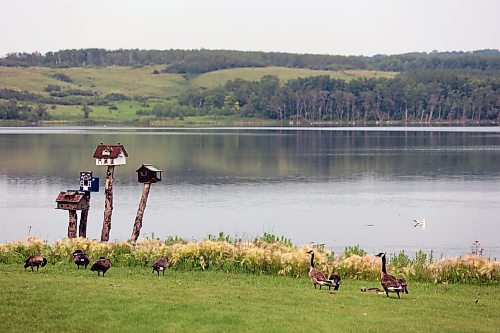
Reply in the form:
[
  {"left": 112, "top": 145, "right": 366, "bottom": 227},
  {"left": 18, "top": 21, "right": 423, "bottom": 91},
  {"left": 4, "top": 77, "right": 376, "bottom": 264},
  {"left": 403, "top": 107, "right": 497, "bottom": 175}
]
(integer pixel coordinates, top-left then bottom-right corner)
[
  {"left": 1, "top": 236, "right": 498, "bottom": 284},
  {"left": 426, "top": 255, "right": 500, "bottom": 284}
]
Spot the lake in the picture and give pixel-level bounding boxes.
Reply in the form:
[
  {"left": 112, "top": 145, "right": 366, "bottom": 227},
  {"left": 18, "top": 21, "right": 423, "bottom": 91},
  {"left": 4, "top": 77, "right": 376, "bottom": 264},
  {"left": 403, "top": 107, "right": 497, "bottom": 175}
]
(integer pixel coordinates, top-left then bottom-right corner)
[{"left": 1, "top": 126, "right": 499, "bottom": 259}]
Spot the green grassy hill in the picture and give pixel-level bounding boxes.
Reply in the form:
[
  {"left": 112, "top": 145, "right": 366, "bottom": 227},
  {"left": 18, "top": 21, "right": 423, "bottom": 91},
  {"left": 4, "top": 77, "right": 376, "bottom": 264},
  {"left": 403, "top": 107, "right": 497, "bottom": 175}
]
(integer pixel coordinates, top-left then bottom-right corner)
[
  {"left": 0, "top": 65, "right": 396, "bottom": 123},
  {"left": 0, "top": 65, "right": 396, "bottom": 96},
  {"left": 191, "top": 66, "right": 396, "bottom": 89},
  {"left": 0, "top": 65, "right": 186, "bottom": 97}
]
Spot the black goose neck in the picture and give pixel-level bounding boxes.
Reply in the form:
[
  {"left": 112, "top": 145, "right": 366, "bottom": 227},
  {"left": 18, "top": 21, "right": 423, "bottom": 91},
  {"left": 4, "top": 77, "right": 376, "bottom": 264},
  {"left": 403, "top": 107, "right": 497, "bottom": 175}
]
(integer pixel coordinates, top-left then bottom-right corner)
[{"left": 381, "top": 253, "right": 387, "bottom": 274}]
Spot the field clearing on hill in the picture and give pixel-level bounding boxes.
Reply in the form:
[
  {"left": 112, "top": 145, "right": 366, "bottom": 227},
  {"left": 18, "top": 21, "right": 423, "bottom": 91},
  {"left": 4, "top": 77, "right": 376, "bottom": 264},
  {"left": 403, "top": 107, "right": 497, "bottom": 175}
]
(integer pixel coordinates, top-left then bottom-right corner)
[
  {"left": 1, "top": 65, "right": 397, "bottom": 98},
  {"left": 0, "top": 65, "right": 397, "bottom": 123},
  {"left": 191, "top": 66, "right": 397, "bottom": 88},
  {"left": 0, "top": 66, "right": 186, "bottom": 97}
]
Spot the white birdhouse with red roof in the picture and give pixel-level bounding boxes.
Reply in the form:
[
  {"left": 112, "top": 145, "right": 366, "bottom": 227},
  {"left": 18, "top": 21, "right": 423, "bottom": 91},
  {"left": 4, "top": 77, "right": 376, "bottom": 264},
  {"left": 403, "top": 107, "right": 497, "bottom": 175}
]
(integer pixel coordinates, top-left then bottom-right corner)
[{"left": 93, "top": 143, "right": 128, "bottom": 166}]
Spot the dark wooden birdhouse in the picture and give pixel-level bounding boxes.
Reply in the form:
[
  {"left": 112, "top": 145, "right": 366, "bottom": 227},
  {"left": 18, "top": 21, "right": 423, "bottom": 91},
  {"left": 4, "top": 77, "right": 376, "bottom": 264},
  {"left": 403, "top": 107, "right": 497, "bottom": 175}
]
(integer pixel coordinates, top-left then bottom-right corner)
[
  {"left": 93, "top": 143, "right": 128, "bottom": 166},
  {"left": 55, "top": 190, "right": 90, "bottom": 210},
  {"left": 136, "top": 164, "right": 162, "bottom": 183}
]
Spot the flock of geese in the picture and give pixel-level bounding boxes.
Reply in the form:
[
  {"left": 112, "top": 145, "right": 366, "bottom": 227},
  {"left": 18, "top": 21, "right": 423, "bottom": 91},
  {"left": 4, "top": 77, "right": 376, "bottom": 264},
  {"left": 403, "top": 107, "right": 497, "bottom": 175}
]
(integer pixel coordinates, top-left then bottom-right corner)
[
  {"left": 24, "top": 250, "right": 171, "bottom": 278},
  {"left": 24, "top": 249, "right": 408, "bottom": 299},
  {"left": 306, "top": 250, "right": 408, "bottom": 298}
]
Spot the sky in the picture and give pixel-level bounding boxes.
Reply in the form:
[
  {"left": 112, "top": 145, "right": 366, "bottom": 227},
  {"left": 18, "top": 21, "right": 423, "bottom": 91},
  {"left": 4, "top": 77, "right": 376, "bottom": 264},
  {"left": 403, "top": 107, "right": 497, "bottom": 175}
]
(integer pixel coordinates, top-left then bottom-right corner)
[{"left": 1, "top": 0, "right": 499, "bottom": 57}]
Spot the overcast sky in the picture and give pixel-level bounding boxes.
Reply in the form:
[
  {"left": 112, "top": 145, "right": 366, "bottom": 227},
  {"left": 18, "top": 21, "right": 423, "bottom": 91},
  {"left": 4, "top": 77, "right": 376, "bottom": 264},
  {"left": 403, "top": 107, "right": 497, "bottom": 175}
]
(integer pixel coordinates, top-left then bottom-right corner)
[{"left": 1, "top": 0, "right": 499, "bottom": 57}]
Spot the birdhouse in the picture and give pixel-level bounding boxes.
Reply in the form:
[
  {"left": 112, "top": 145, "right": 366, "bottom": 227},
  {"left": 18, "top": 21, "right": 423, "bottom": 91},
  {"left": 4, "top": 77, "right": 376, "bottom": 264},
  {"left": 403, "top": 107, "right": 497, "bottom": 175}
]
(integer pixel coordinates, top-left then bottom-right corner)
[
  {"left": 79, "top": 171, "right": 99, "bottom": 192},
  {"left": 55, "top": 190, "right": 90, "bottom": 210},
  {"left": 136, "top": 164, "right": 163, "bottom": 183},
  {"left": 93, "top": 143, "right": 128, "bottom": 166}
]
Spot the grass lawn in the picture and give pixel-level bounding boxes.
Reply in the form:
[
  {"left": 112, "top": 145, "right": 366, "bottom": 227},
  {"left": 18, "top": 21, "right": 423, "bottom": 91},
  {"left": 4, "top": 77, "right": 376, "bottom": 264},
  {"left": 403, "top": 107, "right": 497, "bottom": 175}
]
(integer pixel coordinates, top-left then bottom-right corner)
[{"left": 0, "top": 264, "right": 498, "bottom": 333}]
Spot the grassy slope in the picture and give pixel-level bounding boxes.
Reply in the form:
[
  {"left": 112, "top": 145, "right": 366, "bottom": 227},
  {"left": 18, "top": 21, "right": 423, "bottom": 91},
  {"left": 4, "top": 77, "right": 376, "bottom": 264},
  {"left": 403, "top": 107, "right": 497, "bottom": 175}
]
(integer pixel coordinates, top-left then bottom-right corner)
[
  {"left": 191, "top": 67, "right": 397, "bottom": 89},
  {"left": 0, "top": 66, "right": 186, "bottom": 97},
  {"left": 0, "top": 264, "right": 498, "bottom": 333},
  {"left": 0, "top": 66, "right": 397, "bottom": 122}
]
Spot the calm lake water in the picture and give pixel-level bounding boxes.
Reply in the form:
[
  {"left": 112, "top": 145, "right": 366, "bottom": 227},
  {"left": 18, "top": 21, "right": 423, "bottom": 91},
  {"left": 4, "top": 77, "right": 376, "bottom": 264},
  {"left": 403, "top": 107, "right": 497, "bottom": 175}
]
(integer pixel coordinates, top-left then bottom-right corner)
[{"left": 1, "top": 126, "right": 499, "bottom": 258}]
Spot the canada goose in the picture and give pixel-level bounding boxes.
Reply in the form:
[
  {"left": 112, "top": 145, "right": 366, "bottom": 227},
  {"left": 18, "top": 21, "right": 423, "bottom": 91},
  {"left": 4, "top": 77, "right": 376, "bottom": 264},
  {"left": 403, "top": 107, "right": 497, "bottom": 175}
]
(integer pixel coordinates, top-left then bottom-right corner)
[
  {"left": 375, "top": 252, "right": 406, "bottom": 298},
  {"left": 152, "top": 257, "right": 171, "bottom": 276},
  {"left": 24, "top": 255, "right": 47, "bottom": 272},
  {"left": 327, "top": 273, "right": 342, "bottom": 291},
  {"left": 73, "top": 250, "right": 90, "bottom": 269},
  {"left": 90, "top": 257, "right": 112, "bottom": 277},
  {"left": 306, "top": 250, "right": 334, "bottom": 290}
]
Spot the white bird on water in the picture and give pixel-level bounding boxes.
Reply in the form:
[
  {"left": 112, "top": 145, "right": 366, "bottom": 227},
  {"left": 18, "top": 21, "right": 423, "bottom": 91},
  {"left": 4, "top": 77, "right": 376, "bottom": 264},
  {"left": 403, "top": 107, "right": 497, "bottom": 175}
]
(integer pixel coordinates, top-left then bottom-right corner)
[{"left": 413, "top": 218, "right": 426, "bottom": 230}]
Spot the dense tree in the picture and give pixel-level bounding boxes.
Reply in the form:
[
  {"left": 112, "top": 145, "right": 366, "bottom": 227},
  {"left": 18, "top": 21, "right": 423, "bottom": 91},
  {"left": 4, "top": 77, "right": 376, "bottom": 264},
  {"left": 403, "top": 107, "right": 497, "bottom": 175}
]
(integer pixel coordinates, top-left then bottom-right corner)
[
  {"left": 1, "top": 49, "right": 499, "bottom": 74},
  {"left": 0, "top": 101, "right": 51, "bottom": 121},
  {"left": 178, "top": 73, "right": 499, "bottom": 124}
]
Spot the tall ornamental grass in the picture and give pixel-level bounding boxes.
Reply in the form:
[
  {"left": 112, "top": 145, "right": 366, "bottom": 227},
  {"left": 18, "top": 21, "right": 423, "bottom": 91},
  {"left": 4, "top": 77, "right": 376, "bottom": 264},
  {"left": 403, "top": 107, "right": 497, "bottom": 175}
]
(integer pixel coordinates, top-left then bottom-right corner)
[{"left": 1, "top": 236, "right": 498, "bottom": 284}]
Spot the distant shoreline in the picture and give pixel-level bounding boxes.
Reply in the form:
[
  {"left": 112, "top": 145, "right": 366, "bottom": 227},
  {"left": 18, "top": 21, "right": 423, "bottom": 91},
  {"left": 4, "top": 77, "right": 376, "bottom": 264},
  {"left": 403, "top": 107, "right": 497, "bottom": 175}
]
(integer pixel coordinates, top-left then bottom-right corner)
[{"left": 1, "top": 118, "right": 499, "bottom": 128}]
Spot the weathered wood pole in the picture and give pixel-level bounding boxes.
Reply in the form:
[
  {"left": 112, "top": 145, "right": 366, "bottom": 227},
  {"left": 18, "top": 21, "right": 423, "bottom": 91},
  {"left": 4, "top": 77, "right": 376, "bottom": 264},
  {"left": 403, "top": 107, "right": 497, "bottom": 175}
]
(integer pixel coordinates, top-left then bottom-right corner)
[
  {"left": 68, "top": 210, "right": 78, "bottom": 238},
  {"left": 79, "top": 192, "right": 90, "bottom": 238},
  {"left": 100, "top": 165, "right": 115, "bottom": 242},
  {"left": 131, "top": 182, "right": 151, "bottom": 243}
]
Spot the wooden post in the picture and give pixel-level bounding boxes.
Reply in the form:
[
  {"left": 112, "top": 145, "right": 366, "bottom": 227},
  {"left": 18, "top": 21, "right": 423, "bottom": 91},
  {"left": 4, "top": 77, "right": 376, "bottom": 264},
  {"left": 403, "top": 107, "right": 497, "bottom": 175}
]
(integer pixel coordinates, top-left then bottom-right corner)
[
  {"left": 79, "top": 192, "right": 90, "bottom": 238},
  {"left": 68, "top": 210, "right": 78, "bottom": 238},
  {"left": 79, "top": 210, "right": 88, "bottom": 238},
  {"left": 131, "top": 182, "right": 151, "bottom": 243},
  {"left": 101, "top": 165, "right": 115, "bottom": 242}
]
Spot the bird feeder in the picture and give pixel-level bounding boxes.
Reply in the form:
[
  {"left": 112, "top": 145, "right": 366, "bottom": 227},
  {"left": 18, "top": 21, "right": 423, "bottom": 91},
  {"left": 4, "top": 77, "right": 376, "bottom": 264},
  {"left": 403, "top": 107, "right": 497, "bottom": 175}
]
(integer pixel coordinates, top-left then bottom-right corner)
[
  {"left": 56, "top": 190, "right": 90, "bottom": 211},
  {"left": 93, "top": 143, "right": 128, "bottom": 166},
  {"left": 92, "top": 143, "right": 128, "bottom": 242},
  {"left": 136, "top": 164, "right": 163, "bottom": 183},
  {"left": 131, "top": 164, "right": 163, "bottom": 243},
  {"left": 78, "top": 171, "right": 99, "bottom": 238},
  {"left": 55, "top": 190, "right": 90, "bottom": 238},
  {"left": 80, "top": 171, "right": 99, "bottom": 192}
]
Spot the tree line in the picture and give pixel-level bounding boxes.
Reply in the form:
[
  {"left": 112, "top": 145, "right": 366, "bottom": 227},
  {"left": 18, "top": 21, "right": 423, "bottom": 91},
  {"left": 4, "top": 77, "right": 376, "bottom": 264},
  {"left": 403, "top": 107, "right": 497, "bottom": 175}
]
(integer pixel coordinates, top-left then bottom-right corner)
[
  {"left": 1, "top": 48, "right": 499, "bottom": 74},
  {"left": 176, "top": 71, "right": 499, "bottom": 124}
]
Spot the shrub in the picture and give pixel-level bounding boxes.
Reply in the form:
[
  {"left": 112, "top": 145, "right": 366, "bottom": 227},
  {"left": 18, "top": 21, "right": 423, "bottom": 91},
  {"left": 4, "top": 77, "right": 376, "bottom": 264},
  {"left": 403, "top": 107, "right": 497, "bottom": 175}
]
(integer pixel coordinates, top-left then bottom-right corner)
[
  {"left": 44, "top": 85, "right": 61, "bottom": 92},
  {"left": 105, "top": 93, "right": 130, "bottom": 101},
  {"left": 52, "top": 73, "right": 73, "bottom": 83}
]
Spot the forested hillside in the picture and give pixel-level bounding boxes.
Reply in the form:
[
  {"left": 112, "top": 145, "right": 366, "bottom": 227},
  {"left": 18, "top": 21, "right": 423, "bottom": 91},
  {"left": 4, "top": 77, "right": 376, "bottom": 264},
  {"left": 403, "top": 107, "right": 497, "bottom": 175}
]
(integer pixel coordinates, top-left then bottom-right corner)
[
  {"left": 0, "top": 49, "right": 499, "bottom": 124},
  {"left": 2, "top": 48, "right": 499, "bottom": 73}
]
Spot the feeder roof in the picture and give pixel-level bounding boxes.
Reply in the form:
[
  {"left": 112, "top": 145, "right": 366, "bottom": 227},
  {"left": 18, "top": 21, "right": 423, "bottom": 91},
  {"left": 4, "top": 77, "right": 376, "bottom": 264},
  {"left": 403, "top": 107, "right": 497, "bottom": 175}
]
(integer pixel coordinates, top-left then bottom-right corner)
[
  {"left": 93, "top": 143, "right": 128, "bottom": 159},
  {"left": 136, "top": 164, "right": 162, "bottom": 172},
  {"left": 55, "top": 191, "right": 85, "bottom": 203}
]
